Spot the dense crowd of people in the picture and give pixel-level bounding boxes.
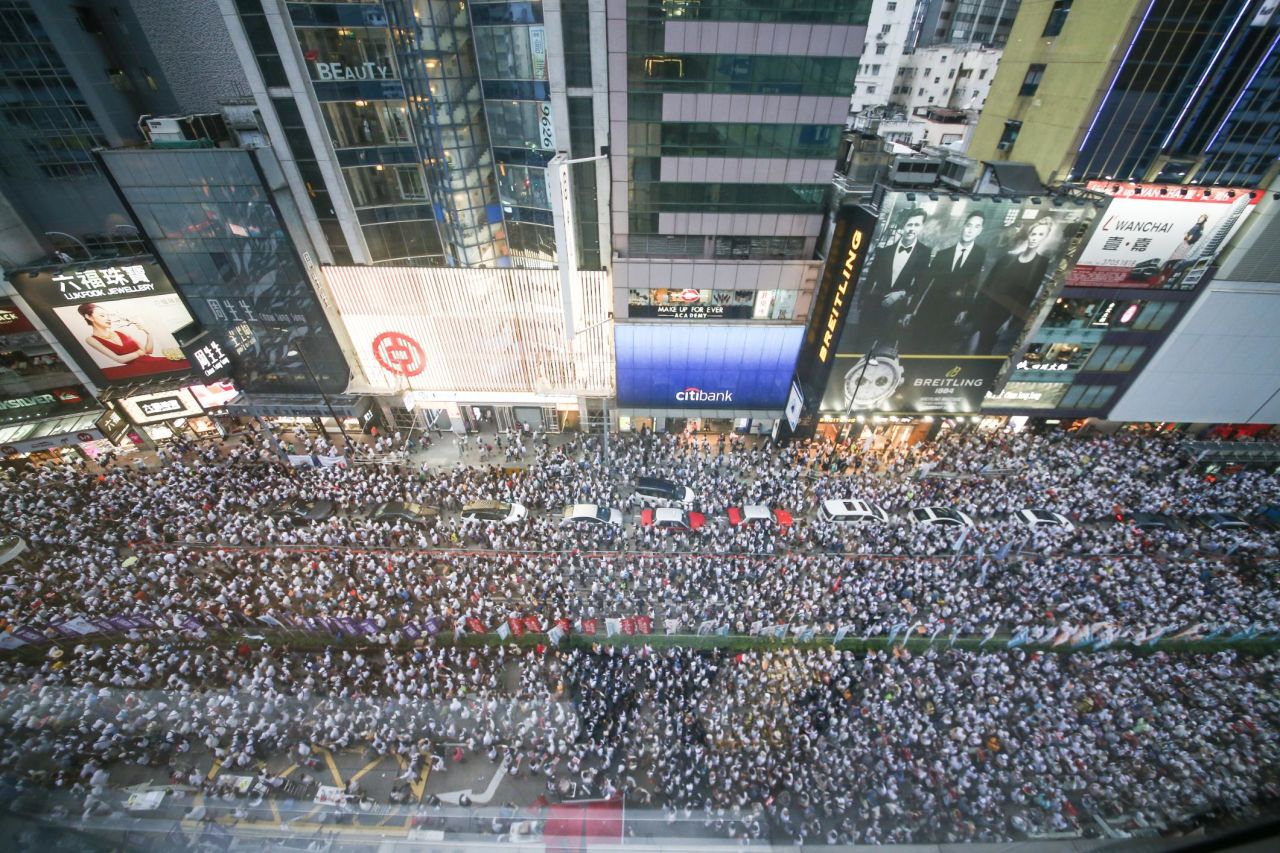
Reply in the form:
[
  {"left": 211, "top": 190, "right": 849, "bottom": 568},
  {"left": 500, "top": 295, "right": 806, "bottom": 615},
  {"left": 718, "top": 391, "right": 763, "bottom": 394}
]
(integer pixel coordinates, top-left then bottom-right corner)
[{"left": 0, "top": 423, "right": 1278, "bottom": 842}]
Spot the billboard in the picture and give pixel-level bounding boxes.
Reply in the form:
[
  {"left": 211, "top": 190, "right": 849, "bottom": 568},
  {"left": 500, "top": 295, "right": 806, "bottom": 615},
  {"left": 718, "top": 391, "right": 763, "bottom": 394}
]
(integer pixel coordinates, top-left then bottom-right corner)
[
  {"left": 1069, "top": 182, "right": 1257, "bottom": 288},
  {"left": 9, "top": 260, "right": 195, "bottom": 385},
  {"left": 821, "top": 191, "right": 1092, "bottom": 414},
  {"left": 0, "top": 299, "right": 35, "bottom": 336},
  {"left": 615, "top": 324, "right": 802, "bottom": 409},
  {"left": 117, "top": 387, "right": 203, "bottom": 425}
]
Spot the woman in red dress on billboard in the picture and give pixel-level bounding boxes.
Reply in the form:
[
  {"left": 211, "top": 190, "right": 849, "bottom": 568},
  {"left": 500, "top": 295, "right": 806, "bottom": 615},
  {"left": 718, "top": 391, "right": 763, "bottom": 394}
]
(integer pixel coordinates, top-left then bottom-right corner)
[{"left": 78, "top": 302, "right": 188, "bottom": 377}]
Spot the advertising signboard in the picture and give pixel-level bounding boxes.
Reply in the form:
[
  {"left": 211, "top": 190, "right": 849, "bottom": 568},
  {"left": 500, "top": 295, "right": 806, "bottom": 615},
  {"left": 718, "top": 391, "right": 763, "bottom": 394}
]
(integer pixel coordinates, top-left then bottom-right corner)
[
  {"left": 117, "top": 387, "right": 203, "bottom": 425},
  {"left": 0, "top": 386, "right": 96, "bottom": 426},
  {"left": 615, "top": 324, "right": 802, "bottom": 409},
  {"left": 981, "top": 381, "right": 1070, "bottom": 410},
  {"left": 95, "top": 407, "right": 131, "bottom": 445},
  {"left": 1069, "top": 182, "right": 1257, "bottom": 289},
  {"left": 821, "top": 191, "right": 1093, "bottom": 414},
  {"left": 9, "top": 260, "right": 195, "bottom": 385},
  {"left": 0, "top": 299, "right": 35, "bottom": 337},
  {"left": 177, "top": 328, "right": 234, "bottom": 382}
]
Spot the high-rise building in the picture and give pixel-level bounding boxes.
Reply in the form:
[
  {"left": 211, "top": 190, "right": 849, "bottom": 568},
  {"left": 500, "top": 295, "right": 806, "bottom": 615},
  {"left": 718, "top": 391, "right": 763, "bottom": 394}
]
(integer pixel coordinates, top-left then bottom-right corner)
[
  {"left": 216, "top": 0, "right": 611, "bottom": 271},
  {"left": 919, "top": 0, "right": 1022, "bottom": 47},
  {"left": 606, "top": 0, "right": 872, "bottom": 433},
  {"left": 970, "top": 0, "right": 1280, "bottom": 188}
]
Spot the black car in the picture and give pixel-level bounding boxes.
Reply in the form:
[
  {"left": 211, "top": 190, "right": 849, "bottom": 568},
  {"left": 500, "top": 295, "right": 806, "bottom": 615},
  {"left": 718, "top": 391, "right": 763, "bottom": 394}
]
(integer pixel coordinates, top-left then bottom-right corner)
[
  {"left": 369, "top": 501, "right": 440, "bottom": 527},
  {"left": 1191, "top": 512, "right": 1252, "bottom": 532},
  {"left": 632, "top": 476, "right": 694, "bottom": 507},
  {"left": 269, "top": 499, "right": 336, "bottom": 522},
  {"left": 1118, "top": 512, "right": 1182, "bottom": 531}
]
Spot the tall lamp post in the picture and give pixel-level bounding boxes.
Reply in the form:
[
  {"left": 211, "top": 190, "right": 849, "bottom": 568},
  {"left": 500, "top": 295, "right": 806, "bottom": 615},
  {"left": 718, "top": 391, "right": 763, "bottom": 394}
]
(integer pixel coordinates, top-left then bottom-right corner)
[
  {"left": 288, "top": 343, "right": 352, "bottom": 450},
  {"left": 842, "top": 340, "right": 881, "bottom": 443}
]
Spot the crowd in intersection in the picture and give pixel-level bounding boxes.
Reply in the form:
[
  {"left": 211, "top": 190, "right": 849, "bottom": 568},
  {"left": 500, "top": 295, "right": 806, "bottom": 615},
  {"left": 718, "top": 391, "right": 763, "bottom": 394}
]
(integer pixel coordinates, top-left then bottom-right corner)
[{"left": 0, "top": 423, "right": 1278, "bottom": 842}]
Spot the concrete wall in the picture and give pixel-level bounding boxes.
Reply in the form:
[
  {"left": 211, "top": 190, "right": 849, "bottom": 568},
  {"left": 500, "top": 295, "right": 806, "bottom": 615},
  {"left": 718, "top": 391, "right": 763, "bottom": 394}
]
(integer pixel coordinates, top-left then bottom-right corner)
[{"left": 967, "top": 0, "right": 1145, "bottom": 183}]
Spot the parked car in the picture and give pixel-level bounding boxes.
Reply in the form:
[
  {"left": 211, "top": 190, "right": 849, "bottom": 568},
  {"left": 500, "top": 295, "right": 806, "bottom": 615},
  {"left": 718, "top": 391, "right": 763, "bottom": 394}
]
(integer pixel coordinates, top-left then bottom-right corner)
[
  {"left": 1014, "top": 509, "right": 1074, "bottom": 530},
  {"left": 269, "top": 499, "right": 335, "bottom": 522},
  {"left": 909, "top": 506, "right": 975, "bottom": 528},
  {"left": 370, "top": 501, "right": 440, "bottom": 527},
  {"left": 632, "top": 476, "right": 694, "bottom": 508},
  {"left": 1116, "top": 512, "right": 1182, "bottom": 531},
  {"left": 727, "top": 505, "right": 793, "bottom": 527},
  {"left": 460, "top": 500, "right": 527, "bottom": 524},
  {"left": 818, "top": 499, "right": 890, "bottom": 524},
  {"left": 1190, "top": 512, "right": 1251, "bottom": 532},
  {"left": 640, "top": 507, "right": 706, "bottom": 532},
  {"left": 562, "top": 504, "right": 624, "bottom": 526}
]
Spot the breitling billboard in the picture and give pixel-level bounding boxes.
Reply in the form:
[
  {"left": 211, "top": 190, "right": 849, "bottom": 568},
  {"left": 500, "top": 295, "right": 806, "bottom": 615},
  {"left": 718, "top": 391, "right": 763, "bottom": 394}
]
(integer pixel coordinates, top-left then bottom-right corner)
[{"left": 817, "top": 190, "right": 1096, "bottom": 414}]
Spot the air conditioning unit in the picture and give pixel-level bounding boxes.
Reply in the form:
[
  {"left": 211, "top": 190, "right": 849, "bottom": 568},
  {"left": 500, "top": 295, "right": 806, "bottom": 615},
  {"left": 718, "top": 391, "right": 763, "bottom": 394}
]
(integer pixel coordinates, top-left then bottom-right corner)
[
  {"left": 140, "top": 113, "right": 231, "bottom": 147},
  {"left": 144, "top": 116, "right": 183, "bottom": 142},
  {"left": 996, "top": 140, "right": 1013, "bottom": 151}
]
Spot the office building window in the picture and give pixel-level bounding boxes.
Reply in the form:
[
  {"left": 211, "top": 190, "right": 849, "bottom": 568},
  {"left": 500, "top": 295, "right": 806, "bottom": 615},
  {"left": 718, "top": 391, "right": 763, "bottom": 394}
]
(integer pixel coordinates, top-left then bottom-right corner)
[
  {"left": 1083, "top": 345, "right": 1146, "bottom": 372},
  {"left": 1132, "top": 301, "right": 1178, "bottom": 331},
  {"left": 1060, "top": 383, "right": 1115, "bottom": 409},
  {"left": 875, "top": 43, "right": 886, "bottom": 55},
  {"left": 1019, "top": 64, "right": 1046, "bottom": 97},
  {"left": 997, "top": 120, "right": 1022, "bottom": 151},
  {"left": 1042, "top": 0, "right": 1073, "bottom": 37}
]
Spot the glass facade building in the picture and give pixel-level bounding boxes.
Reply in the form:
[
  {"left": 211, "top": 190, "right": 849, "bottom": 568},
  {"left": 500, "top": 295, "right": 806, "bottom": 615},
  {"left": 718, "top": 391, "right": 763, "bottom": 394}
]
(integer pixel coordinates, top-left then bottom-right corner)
[
  {"left": 619, "top": 0, "right": 868, "bottom": 259},
  {"left": 99, "top": 146, "right": 352, "bottom": 395},
  {"left": 228, "top": 0, "right": 600, "bottom": 269}
]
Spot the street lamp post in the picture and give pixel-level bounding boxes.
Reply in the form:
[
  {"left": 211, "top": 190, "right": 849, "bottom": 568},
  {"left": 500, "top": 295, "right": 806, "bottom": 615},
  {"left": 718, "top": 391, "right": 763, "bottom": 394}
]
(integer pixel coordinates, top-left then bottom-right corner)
[
  {"left": 288, "top": 343, "right": 352, "bottom": 451},
  {"left": 842, "top": 340, "right": 881, "bottom": 442}
]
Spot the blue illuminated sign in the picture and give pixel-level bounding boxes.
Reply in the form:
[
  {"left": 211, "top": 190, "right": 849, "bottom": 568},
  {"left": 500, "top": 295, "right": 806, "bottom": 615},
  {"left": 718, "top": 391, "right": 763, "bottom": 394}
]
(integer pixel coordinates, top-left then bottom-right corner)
[{"left": 615, "top": 324, "right": 803, "bottom": 409}]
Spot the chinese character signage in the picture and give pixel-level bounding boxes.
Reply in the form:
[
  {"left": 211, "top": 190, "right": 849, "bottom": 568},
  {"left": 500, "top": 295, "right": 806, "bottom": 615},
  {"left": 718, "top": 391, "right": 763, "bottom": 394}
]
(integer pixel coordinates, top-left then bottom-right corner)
[
  {"left": 1069, "top": 183, "right": 1257, "bottom": 289},
  {"left": 9, "top": 259, "right": 196, "bottom": 385},
  {"left": 981, "top": 381, "right": 1069, "bottom": 410},
  {"left": 117, "top": 387, "right": 203, "bottom": 425},
  {"left": 817, "top": 191, "right": 1095, "bottom": 414},
  {"left": 178, "top": 329, "right": 233, "bottom": 382}
]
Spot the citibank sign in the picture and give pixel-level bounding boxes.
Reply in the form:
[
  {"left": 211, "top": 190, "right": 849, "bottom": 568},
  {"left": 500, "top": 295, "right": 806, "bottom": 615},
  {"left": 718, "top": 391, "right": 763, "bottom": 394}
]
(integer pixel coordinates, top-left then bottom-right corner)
[
  {"left": 818, "top": 228, "right": 865, "bottom": 363},
  {"left": 675, "top": 387, "right": 733, "bottom": 402}
]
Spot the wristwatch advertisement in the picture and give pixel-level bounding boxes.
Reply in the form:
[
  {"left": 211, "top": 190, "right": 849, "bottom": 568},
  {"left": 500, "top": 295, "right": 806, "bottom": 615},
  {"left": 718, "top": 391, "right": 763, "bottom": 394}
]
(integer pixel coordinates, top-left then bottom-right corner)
[{"left": 843, "top": 343, "right": 904, "bottom": 410}]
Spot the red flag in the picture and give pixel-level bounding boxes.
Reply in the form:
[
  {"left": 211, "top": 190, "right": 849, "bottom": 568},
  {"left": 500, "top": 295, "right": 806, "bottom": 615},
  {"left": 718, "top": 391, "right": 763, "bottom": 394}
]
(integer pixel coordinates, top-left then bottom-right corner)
[
  {"left": 508, "top": 617, "right": 524, "bottom": 637},
  {"left": 556, "top": 618, "right": 572, "bottom": 633},
  {"left": 621, "top": 617, "right": 636, "bottom": 636},
  {"left": 635, "top": 616, "right": 652, "bottom": 635},
  {"left": 523, "top": 615, "right": 542, "bottom": 633},
  {"left": 833, "top": 576, "right": 842, "bottom": 592},
  {"left": 465, "top": 617, "right": 485, "bottom": 634},
  {"left": 580, "top": 618, "right": 598, "bottom": 635}
]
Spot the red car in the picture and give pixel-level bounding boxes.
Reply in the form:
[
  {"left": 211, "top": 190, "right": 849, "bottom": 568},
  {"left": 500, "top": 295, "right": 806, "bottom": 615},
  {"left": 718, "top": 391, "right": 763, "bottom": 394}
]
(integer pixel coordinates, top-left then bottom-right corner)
[
  {"left": 640, "top": 507, "right": 706, "bottom": 531},
  {"left": 727, "top": 505, "right": 793, "bottom": 527}
]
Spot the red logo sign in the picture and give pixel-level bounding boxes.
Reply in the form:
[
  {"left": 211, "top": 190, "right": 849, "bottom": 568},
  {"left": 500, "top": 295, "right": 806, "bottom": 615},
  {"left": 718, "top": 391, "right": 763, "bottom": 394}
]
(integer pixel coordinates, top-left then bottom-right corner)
[{"left": 372, "top": 331, "right": 426, "bottom": 378}]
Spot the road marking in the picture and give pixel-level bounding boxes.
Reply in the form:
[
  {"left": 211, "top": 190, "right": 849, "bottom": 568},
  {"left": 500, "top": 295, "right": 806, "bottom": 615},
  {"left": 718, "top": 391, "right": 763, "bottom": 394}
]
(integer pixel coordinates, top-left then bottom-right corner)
[
  {"left": 348, "top": 754, "right": 385, "bottom": 785},
  {"left": 436, "top": 764, "right": 506, "bottom": 805},
  {"left": 318, "top": 745, "right": 343, "bottom": 787}
]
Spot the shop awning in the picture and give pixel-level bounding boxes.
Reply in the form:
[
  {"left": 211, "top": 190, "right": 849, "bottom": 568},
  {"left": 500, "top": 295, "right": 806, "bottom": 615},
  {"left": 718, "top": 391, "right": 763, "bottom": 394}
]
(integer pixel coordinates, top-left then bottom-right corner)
[
  {"left": 225, "top": 393, "right": 362, "bottom": 418},
  {"left": 0, "top": 410, "right": 104, "bottom": 453}
]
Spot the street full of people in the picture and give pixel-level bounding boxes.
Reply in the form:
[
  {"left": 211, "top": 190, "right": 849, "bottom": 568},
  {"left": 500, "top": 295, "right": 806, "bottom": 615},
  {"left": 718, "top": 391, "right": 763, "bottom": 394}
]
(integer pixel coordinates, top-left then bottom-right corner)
[{"left": 0, "top": 424, "right": 1278, "bottom": 843}]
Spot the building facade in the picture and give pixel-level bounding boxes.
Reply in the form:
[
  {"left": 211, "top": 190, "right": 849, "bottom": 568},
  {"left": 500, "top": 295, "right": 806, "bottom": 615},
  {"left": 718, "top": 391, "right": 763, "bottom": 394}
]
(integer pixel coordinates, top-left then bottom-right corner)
[
  {"left": 970, "top": 0, "right": 1280, "bottom": 189},
  {"left": 891, "top": 42, "right": 1000, "bottom": 114},
  {"left": 607, "top": 0, "right": 873, "bottom": 432}
]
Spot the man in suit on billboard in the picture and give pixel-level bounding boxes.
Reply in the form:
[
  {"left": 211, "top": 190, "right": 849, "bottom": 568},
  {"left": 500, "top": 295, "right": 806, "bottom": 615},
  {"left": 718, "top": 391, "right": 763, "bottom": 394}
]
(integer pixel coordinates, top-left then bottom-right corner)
[
  {"left": 908, "top": 210, "right": 989, "bottom": 354},
  {"left": 845, "top": 207, "right": 933, "bottom": 352}
]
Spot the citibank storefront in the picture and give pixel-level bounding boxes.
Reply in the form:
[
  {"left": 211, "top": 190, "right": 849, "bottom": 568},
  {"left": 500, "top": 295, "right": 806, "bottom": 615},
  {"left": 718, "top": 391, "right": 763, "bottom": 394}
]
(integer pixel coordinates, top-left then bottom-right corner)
[{"left": 614, "top": 324, "right": 803, "bottom": 435}]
